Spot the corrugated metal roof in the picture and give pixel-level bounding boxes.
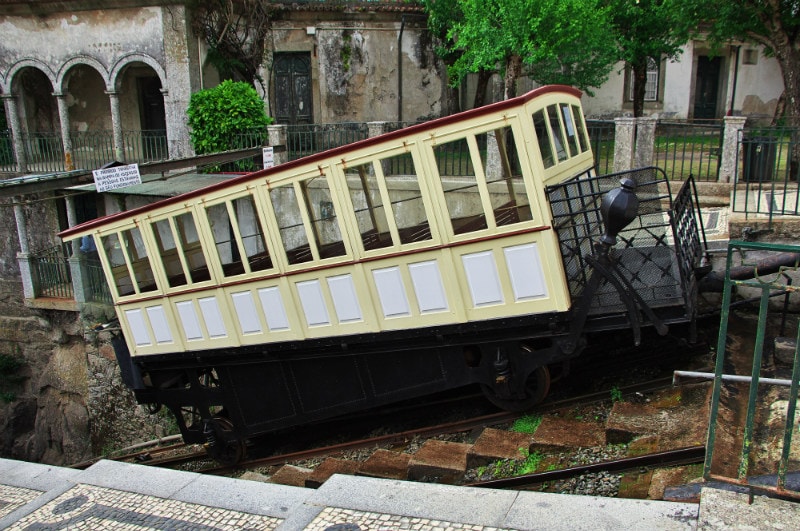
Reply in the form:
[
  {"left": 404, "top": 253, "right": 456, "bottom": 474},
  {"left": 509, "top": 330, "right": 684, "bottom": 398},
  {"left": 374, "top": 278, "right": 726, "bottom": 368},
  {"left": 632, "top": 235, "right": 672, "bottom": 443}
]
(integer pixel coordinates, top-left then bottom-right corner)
[{"left": 69, "top": 172, "right": 245, "bottom": 197}]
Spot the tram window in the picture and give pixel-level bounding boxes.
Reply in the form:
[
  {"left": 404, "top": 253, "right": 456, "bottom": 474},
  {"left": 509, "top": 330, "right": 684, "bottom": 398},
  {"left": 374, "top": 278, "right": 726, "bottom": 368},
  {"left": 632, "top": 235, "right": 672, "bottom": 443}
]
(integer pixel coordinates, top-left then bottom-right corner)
[
  {"left": 231, "top": 196, "right": 272, "bottom": 272},
  {"left": 572, "top": 104, "right": 589, "bottom": 153},
  {"left": 152, "top": 218, "right": 186, "bottom": 288},
  {"left": 560, "top": 103, "right": 580, "bottom": 156},
  {"left": 345, "top": 162, "right": 393, "bottom": 251},
  {"left": 547, "top": 105, "right": 569, "bottom": 162},
  {"left": 124, "top": 227, "right": 158, "bottom": 293},
  {"left": 478, "top": 127, "right": 533, "bottom": 226},
  {"left": 270, "top": 184, "right": 313, "bottom": 265},
  {"left": 303, "top": 176, "right": 346, "bottom": 259},
  {"left": 383, "top": 152, "right": 432, "bottom": 244},
  {"left": 100, "top": 232, "right": 134, "bottom": 297},
  {"left": 434, "top": 137, "right": 486, "bottom": 235},
  {"left": 175, "top": 213, "right": 211, "bottom": 283},
  {"left": 533, "top": 110, "right": 555, "bottom": 169},
  {"left": 207, "top": 203, "right": 242, "bottom": 276}
]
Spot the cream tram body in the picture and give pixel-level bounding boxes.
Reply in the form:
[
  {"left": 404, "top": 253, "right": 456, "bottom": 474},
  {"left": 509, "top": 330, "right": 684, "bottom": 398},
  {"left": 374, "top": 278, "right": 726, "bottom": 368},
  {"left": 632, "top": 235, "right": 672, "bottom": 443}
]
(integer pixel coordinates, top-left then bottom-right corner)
[{"left": 63, "top": 86, "right": 594, "bottom": 359}]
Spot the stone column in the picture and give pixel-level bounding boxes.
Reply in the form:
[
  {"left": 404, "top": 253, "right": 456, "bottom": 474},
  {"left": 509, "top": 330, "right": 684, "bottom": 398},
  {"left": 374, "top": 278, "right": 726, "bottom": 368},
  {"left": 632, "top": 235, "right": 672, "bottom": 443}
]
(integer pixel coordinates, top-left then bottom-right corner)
[
  {"left": 719, "top": 116, "right": 747, "bottom": 183},
  {"left": 613, "top": 117, "right": 636, "bottom": 173},
  {"left": 64, "top": 194, "right": 89, "bottom": 304},
  {"left": 268, "top": 125, "right": 288, "bottom": 165},
  {"left": 367, "top": 121, "right": 389, "bottom": 138},
  {"left": 107, "top": 90, "right": 125, "bottom": 162},
  {"left": 2, "top": 94, "right": 27, "bottom": 173},
  {"left": 13, "top": 198, "right": 35, "bottom": 299},
  {"left": 634, "top": 117, "right": 657, "bottom": 168},
  {"left": 54, "top": 93, "right": 74, "bottom": 171}
]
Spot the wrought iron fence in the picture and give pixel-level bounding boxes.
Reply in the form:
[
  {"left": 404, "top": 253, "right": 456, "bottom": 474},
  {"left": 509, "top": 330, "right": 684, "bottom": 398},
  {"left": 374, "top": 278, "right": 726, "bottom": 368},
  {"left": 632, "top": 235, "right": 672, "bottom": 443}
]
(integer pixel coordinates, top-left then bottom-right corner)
[
  {"left": 586, "top": 120, "right": 615, "bottom": 175},
  {"left": 86, "top": 259, "right": 113, "bottom": 304},
  {"left": 31, "top": 244, "right": 73, "bottom": 299},
  {"left": 730, "top": 126, "right": 800, "bottom": 220},
  {"left": 286, "top": 123, "right": 369, "bottom": 160},
  {"left": 654, "top": 120, "right": 723, "bottom": 182},
  {"left": 122, "top": 130, "right": 168, "bottom": 162}
]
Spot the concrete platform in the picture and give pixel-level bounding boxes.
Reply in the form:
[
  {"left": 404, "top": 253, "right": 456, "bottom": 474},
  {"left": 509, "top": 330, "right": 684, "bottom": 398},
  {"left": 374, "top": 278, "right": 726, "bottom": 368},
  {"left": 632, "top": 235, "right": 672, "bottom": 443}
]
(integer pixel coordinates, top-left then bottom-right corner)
[{"left": 2, "top": 457, "right": 797, "bottom": 530}]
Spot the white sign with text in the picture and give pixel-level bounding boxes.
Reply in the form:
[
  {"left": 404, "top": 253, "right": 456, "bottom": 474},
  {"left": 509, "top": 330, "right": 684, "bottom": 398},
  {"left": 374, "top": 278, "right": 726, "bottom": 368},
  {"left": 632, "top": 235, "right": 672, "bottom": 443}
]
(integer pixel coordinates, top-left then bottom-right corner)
[
  {"left": 263, "top": 147, "right": 274, "bottom": 169},
  {"left": 93, "top": 163, "right": 142, "bottom": 192}
]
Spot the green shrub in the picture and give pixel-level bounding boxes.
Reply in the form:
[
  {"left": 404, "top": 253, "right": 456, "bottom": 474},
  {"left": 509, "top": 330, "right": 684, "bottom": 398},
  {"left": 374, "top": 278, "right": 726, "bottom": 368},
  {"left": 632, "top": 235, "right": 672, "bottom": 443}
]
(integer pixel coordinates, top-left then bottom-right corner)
[{"left": 187, "top": 80, "right": 272, "bottom": 156}]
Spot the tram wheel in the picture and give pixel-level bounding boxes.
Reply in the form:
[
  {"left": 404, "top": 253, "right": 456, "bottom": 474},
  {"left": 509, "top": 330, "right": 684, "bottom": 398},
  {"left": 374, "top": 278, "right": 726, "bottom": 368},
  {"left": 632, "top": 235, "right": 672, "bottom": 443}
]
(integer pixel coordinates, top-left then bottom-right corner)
[
  {"left": 481, "top": 365, "right": 551, "bottom": 412},
  {"left": 204, "top": 416, "right": 246, "bottom": 465}
]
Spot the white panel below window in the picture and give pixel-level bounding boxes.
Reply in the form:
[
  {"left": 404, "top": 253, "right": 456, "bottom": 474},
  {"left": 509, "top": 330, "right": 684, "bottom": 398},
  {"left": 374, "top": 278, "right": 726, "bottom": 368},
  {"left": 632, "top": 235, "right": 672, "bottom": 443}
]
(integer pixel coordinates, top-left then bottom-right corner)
[
  {"left": 232, "top": 291, "right": 262, "bottom": 335},
  {"left": 504, "top": 243, "right": 548, "bottom": 301},
  {"left": 327, "top": 274, "right": 363, "bottom": 323},
  {"left": 176, "top": 301, "right": 204, "bottom": 341},
  {"left": 145, "top": 305, "right": 173, "bottom": 344},
  {"left": 125, "top": 309, "right": 152, "bottom": 346},
  {"left": 199, "top": 297, "right": 227, "bottom": 338},
  {"left": 372, "top": 266, "right": 411, "bottom": 318},
  {"left": 462, "top": 251, "right": 504, "bottom": 307},
  {"left": 409, "top": 260, "right": 448, "bottom": 313},
  {"left": 296, "top": 280, "right": 330, "bottom": 326},
  {"left": 258, "top": 287, "right": 290, "bottom": 331}
]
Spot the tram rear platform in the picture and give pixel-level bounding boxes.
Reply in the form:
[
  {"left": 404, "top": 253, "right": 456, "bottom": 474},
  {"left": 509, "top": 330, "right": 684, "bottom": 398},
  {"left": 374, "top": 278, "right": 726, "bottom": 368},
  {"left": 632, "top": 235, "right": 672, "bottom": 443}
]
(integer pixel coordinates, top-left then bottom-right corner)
[{"left": 2, "top": 457, "right": 798, "bottom": 530}]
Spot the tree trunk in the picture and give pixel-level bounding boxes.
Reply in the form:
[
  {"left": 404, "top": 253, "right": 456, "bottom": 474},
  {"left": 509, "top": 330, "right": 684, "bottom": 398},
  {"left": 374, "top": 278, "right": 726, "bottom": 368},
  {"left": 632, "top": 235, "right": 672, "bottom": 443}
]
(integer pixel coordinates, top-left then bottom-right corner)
[
  {"left": 770, "top": 38, "right": 800, "bottom": 180},
  {"left": 631, "top": 60, "right": 648, "bottom": 118},
  {"left": 472, "top": 69, "right": 492, "bottom": 109},
  {"left": 504, "top": 54, "right": 522, "bottom": 100}
]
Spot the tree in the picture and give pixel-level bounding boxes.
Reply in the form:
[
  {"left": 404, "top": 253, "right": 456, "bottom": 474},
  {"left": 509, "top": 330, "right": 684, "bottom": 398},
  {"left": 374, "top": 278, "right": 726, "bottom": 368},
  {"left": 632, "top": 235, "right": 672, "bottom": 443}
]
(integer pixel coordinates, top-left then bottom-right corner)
[
  {"left": 675, "top": 0, "right": 800, "bottom": 177},
  {"left": 609, "top": 0, "right": 690, "bottom": 117},
  {"left": 444, "top": 0, "right": 619, "bottom": 100},
  {"left": 677, "top": 0, "right": 800, "bottom": 123},
  {"left": 190, "top": 0, "right": 275, "bottom": 90},
  {"left": 187, "top": 80, "right": 272, "bottom": 156},
  {"left": 421, "top": 0, "right": 492, "bottom": 110}
]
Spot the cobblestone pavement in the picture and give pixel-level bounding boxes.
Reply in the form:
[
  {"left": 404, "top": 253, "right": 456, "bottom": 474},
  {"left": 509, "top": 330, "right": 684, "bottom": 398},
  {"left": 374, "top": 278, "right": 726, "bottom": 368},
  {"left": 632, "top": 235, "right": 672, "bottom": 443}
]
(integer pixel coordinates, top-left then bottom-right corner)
[
  {"left": 0, "top": 485, "right": 42, "bottom": 519},
  {"left": 3, "top": 484, "right": 282, "bottom": 531},
  {"left": 305, "top": 507, "right": 516, "bottom": 531}
]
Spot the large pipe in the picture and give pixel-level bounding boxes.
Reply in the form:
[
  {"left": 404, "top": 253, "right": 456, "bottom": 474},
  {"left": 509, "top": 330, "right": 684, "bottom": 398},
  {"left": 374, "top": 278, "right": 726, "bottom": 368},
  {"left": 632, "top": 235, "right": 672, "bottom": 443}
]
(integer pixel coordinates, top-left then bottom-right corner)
[{"left": 698, "top": 252, "right": 800, "bottom": 292}]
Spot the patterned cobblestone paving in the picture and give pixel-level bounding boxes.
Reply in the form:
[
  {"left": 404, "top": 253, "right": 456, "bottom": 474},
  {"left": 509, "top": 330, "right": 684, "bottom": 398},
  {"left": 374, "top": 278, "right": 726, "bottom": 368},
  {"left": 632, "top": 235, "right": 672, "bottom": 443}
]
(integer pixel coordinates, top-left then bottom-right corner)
[
  {"left": 3, "top": 484, "right": 282, "bottom": 530},
  {"left": 305, "top": 507, "right": 517, "bottom": 531},
  {"left": 0, "top": 485, "right": 42, "bottom": 519}
]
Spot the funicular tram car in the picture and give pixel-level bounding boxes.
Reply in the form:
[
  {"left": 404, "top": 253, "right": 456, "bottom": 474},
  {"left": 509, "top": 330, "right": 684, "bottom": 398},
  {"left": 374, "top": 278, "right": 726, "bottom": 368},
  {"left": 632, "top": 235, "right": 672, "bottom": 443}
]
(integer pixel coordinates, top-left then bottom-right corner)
[{"left": 60, "top": 86, "right": 708, "bottom": 463}]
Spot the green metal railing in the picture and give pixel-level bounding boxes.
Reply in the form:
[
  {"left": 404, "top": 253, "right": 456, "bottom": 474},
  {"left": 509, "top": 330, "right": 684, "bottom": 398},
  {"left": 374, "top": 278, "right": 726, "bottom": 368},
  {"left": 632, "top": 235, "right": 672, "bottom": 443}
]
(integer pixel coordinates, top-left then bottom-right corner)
[
  {"left": 654, "top": 120, "right": 723, "bottom": 181},
  {"left": 86, "top": 260, "right": 113, "bottom": 304},
  {"left": 287, "top": 123, "right": 369, "bottom": 160},
  {"left": 31, "top": 244, "right": 73, "bottom": 299},
  {"left": 703, "top": 240, "right": 800, "bottom": 499},
  {"left": 586, "top": 119, "right": 615, "bottom": 175}
]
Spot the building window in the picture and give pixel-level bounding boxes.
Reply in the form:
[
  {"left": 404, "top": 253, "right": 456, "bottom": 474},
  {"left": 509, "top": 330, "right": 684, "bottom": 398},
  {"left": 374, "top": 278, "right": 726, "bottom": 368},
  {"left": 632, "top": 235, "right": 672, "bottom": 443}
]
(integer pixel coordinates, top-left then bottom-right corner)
[{"left": 628, "top": 57, "right": 659, "bottom": 102}]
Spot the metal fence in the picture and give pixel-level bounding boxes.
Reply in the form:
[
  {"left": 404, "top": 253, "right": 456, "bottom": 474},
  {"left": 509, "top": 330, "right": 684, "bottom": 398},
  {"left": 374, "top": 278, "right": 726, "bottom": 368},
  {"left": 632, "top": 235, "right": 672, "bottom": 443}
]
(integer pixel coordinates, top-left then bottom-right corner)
[
  {"left": 86, "top": 260, "right": 113, "bottom": 304},
  {"left": 586, "top": 120, "right": 615, "bottom": 175},
  {"left": 654, "top": 120, "right": 723, "bottom": 182},
  {"left": 730, "top": 126, "right": 800, "bottom": 219},
  {"left": 286, "top": 123, "right": 369, "bottom": 160},
  {"left": 702, "top": 240, "right": 800, "bottom": 499},
  {"left": 1, "top": 129, "right": 169, "bottom": 173},
  {"left": 31, "top": 244, "right": 73, "bottom": 299}
]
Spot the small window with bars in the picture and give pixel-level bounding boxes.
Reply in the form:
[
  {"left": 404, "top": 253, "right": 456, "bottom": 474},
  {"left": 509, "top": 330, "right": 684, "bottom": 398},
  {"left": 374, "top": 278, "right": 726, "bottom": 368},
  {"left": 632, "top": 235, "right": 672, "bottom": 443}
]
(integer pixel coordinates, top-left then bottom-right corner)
[{"left": 628, "top": 57, "right": 660, "bottom": 102}]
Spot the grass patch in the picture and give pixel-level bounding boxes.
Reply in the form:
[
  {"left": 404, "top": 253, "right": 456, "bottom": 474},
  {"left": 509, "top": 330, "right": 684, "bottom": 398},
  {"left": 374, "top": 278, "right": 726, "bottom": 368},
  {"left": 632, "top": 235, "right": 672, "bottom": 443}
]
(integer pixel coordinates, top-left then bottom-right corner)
[{"left": 510, "top": 414, "right": 542, "bottom": 434}]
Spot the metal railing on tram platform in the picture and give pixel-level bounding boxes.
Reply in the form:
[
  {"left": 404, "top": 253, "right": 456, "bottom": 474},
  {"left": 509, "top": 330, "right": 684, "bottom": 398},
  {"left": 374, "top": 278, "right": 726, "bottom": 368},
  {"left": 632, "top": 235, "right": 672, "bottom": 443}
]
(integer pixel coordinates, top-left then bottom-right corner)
[
  {"left": 30, "top": 244, "right": 73, "bottom": 299},
  {"left": 676, "top": 240, "right": 800, "bottom": 499}
]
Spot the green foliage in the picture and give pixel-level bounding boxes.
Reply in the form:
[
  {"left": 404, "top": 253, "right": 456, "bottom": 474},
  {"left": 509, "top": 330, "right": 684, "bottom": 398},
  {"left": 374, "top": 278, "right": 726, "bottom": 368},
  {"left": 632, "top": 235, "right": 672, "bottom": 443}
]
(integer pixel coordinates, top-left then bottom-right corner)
[
  {"left": 491, "top": 447, "right": 544, "bottom": 477},
  {"left": 610, "top": 385, "right": 623, "bottom": 403},
  {"left": 510, "top": 414, "right": 542, "bottom": 434},
  {"left": 187, "top": 80, "right": 272, "bottom": 156},
  {"left": 0, "top": 353, "right": 25, "bottom": 403},
  {"left": 440, "top": 0, "right": 618, "bottom": 95}
]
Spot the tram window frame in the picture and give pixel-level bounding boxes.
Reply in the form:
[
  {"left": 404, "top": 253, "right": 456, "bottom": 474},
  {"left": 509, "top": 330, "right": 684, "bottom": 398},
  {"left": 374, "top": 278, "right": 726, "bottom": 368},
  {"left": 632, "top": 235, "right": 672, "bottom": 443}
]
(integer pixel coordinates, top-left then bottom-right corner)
[
  {"left": 100, "top": 227, "right": 158, "bottom": 297},
  {"left": 477, "top": 126, "right": 533, "bottom": 228},
  {"left": 533, "top": 109, "right": 556, "bottom": 169},
  {"left": 147, "top": 210, "right": 213, "bottom": 289},
  {"left": 547, "top": 104, "right": 570, "bottom": 162},
  {"left": 269, "top": 172, "right": 348, "bottom": 266},
  {"left": 205, "top": 194, "right": 274, "bottom": 277},
  {"left": 381, "top": 150, "right": 434, "bottom": 245},
  {"left": 343, "top": 161, "right": 394, "bottom": 252}
]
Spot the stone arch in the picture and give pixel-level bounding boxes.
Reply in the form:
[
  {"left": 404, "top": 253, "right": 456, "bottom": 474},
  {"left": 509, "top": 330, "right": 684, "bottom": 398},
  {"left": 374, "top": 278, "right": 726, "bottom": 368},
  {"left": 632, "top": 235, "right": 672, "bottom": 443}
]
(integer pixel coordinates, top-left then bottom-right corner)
[
  {"left": 3, "top": 59, "right": 58, "bottom": 94},
  {"left": 110, "top": 53, "right": 166, "bottom": 92},
  {"left": 56, "top": 56, "right": 111, "bottom": 93}
]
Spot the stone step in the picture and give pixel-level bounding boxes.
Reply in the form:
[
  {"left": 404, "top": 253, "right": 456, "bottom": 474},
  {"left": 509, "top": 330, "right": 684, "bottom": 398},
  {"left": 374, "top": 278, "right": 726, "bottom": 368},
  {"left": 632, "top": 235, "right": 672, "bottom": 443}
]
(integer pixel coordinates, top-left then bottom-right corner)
[
  {"left": 358, "top": 449, "right": 411, "bottom": 480},
  {"left": 305, "top": 458, "right": 361, "bottom": 488},
  {"left": 407, "top": 440, "right": 472, "bottom": 484}
]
